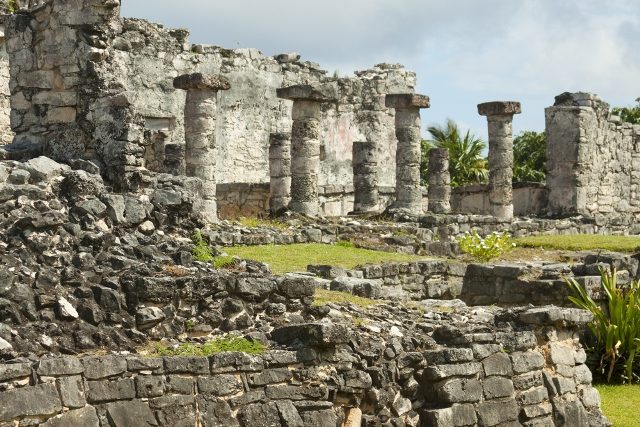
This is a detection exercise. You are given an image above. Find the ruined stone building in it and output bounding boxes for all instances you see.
[0,0,639,223]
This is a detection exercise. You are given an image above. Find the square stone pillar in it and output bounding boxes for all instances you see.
[478,101,521,220]
[352,140,379,213]
[174,73,231,223]
[427,147,451,213]
[277,85,336,216]
[269,132,292,214]
[385,94,430,215]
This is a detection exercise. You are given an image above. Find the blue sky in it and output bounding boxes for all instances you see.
[122,0,640,141]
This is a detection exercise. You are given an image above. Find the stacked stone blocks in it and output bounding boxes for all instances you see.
[386,93,430,215]
[174,73,231,223]
[478,101,521,220]
[352,140,379,213]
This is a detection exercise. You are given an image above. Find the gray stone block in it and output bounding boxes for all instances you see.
[483,352,513,376]
[247,368,293,386]
[197,375,243,396]
[510,351,546,374]
[483,376,515,399]
[164,356,210,374]
[0,362,32,381]
[433,378,483,403]
[41,406,99,427]
[0,383,62,422]
[198,397,240,427]
[57,375,86,408]
[38,357,83,376]
[136,375,165,398]
[477,397,519,426]
[83,355,127,379]
[87,378,136,403]
[106,400,158,427]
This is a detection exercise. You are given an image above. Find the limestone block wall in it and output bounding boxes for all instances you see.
[216,183,400,219]
[0,307,608,426]
[451,183,548,217]
[100,18,414,188]
[546,92,640,217]
[3,0,414,194]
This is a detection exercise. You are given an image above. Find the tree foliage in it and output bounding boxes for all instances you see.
[513,131,546,183]
[422,119,488,187]
[612,97,640,125]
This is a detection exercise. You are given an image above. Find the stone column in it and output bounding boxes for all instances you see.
[269,132,292,214]
[352,140,379,213]
[427,148,451,213]
[173,73,230,223]
[385,94,430,215]
[478,101,521,220]
[277,85,335,216]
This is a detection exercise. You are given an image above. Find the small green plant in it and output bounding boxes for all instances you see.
[192,230,215,263]
[7,0,17,13]
[150,336,266,357]
[336,239,355,248]
[565,267,640,383]
[457,230,515,262]
[212,255,236,269]
[184,319,198,331]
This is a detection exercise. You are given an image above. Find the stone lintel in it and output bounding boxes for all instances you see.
[276,84,336,102]
[385,94,430,109]
[477,101,521,117]
[173,73,231,91]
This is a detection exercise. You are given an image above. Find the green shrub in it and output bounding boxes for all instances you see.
[192,230,215,263]
[565,267,640,383]
[457,230,514,262]
[151,336,266,357]
[212,255,236,269]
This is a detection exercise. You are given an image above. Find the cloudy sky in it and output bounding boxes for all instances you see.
[122,0,640,140]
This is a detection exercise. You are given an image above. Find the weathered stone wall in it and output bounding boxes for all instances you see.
[4,1,414,195]
[0,19,12,145]
[451,183,548,217]
[0,306,608,426]
[546,92,640,217]
[216,183,402,219]
[114,17,414,187]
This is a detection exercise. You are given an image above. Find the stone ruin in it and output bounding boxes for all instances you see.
[0,0,632,426]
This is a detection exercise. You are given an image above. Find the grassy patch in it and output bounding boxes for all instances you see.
[514,235,640,253]
[313,289,379,308]
[224,243,426,275]
[235,216,288,230]
[596,384,640,426]
[149,336,265,357]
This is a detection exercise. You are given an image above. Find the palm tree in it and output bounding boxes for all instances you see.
[424,119,488,187]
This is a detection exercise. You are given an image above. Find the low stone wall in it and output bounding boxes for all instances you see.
[216,183,403,219]
[0,306,609,426]
[451,183,548,217]
[317,251,638,306]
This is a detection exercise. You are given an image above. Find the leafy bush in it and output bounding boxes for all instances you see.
[422,119,488,187]
[612,97,640,125]
[565,267,640,383]
[513,131,546,183]
[151,336,266,357]
[192,230,215,263]
[457,230,515,262]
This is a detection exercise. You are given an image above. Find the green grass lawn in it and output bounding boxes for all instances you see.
[596,384,640,426]
[514,235,640,253]
[224,243,427,274]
